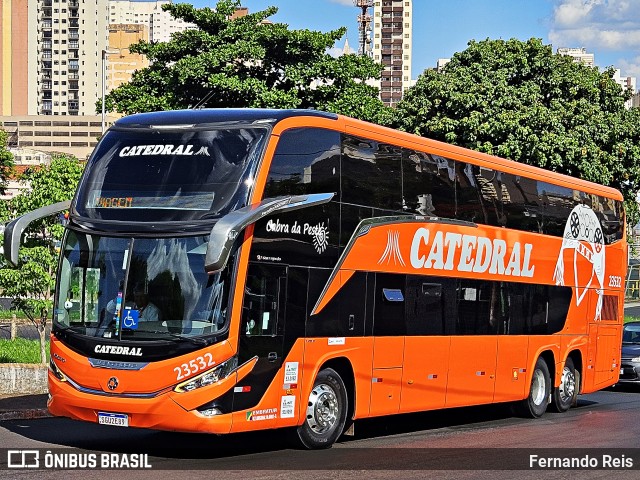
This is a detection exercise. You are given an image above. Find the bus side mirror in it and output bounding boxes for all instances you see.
[204,193,335,273]
[3,200,72,267]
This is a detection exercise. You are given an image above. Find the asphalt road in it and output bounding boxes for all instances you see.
[1,387,640,479]
[625,304,640,318]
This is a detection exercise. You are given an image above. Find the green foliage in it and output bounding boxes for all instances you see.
[102,0,390,123]
[391,38,640,225]
[0,338,50,364]
[0,130,16,195]
[0,154,84,326]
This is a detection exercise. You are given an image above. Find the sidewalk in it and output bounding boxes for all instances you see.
[0,393,50,422]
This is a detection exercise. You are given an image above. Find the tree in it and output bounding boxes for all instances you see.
[101,0,390,124]
[0,129,16,195]
[0,154,84,363]
[391,38,640,224]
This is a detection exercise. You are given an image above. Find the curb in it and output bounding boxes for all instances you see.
[0,408,51,422]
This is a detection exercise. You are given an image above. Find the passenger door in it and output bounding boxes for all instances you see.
[233,263,287,417]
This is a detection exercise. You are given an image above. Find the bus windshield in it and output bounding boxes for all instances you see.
[75,126,268,222]
[54,230,235,341]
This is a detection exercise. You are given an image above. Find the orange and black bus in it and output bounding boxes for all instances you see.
[4,109,626,448]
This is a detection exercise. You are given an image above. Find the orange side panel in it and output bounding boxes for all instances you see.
[372,336,404,369]
[593,324,620,388]
[369,367,402,416]
[493,336,528,403]
[445,336,497,408]
[400,336,450,412]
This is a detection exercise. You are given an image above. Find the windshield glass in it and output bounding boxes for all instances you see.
[55,230,235,341]
[623,324,640,344]
[75,126,268,222]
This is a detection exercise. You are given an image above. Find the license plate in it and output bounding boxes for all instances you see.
[98,412,129,427]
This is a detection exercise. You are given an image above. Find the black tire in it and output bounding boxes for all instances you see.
[517,357,551,418]
[295,368,348,449]
[550,357,577,413]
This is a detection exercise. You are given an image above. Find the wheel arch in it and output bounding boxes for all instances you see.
[566,349,583,395]
[537,349,556,387]
[318,357,355,422]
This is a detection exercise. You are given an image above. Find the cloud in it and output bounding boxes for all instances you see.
[549,0,640,50]
[617,56,640,80]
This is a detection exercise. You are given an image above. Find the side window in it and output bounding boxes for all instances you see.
[540,183,574,237]
[241,264,286,337]
[265,127,340,197]
[342,134,402,212]
[405,276,445,335]
[306,270,367,337]
[502,173,543,233]
[340,204,374,246]
[591,194,624,244]
[505,282,527,335]
[455,162,484,223]
[402,149,438,216]
[455,280,498,335]
[546,285,572,331]
[476,167,507,227]
[373,273,406,336]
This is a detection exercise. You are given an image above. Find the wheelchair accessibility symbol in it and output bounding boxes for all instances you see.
[122,307,139,329]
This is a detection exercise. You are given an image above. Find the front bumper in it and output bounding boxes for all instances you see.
[47,371,234,434]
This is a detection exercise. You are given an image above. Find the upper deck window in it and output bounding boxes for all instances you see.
[75,126,268,222]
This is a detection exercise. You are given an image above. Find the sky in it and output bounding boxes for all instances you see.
[183,0,640,82]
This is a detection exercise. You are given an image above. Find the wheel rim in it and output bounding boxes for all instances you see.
[531,369,546,406]
[306,383,339,435]
[558,366,576,403]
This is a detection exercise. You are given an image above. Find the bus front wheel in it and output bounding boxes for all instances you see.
[518,357,551,418]
[296,368,348,449]
[550,357,577,413]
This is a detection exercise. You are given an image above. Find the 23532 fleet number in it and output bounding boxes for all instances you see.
[174,353,215,381]
[608,276,622,288]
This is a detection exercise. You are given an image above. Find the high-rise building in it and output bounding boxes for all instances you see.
[109,0,196,43]
[1,0,109,117]
[612,69,637,109]
[371,0,412,107]
[557,47,595,67]
[107,23,149,92]
[0,1,31,116]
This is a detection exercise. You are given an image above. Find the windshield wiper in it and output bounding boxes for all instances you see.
[133,329,209,346]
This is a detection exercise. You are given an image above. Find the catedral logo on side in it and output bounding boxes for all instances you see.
[408,227,535,277]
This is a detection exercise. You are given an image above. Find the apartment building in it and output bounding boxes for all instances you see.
[108,0,196,43]
[557,47,595,67]
[107,23,149,92]
[0,0,109,117]
[371,0,412,107]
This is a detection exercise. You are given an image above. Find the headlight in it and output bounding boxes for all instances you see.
[174,356,238,393]
[49,358,67,382]
[631,356,640,362]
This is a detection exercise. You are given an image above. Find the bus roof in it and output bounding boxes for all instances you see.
[113,108,338,128]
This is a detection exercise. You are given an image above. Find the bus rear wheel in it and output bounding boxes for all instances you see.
[296,368,348,449]
[550,357,577,413]
[517,357,551,418]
